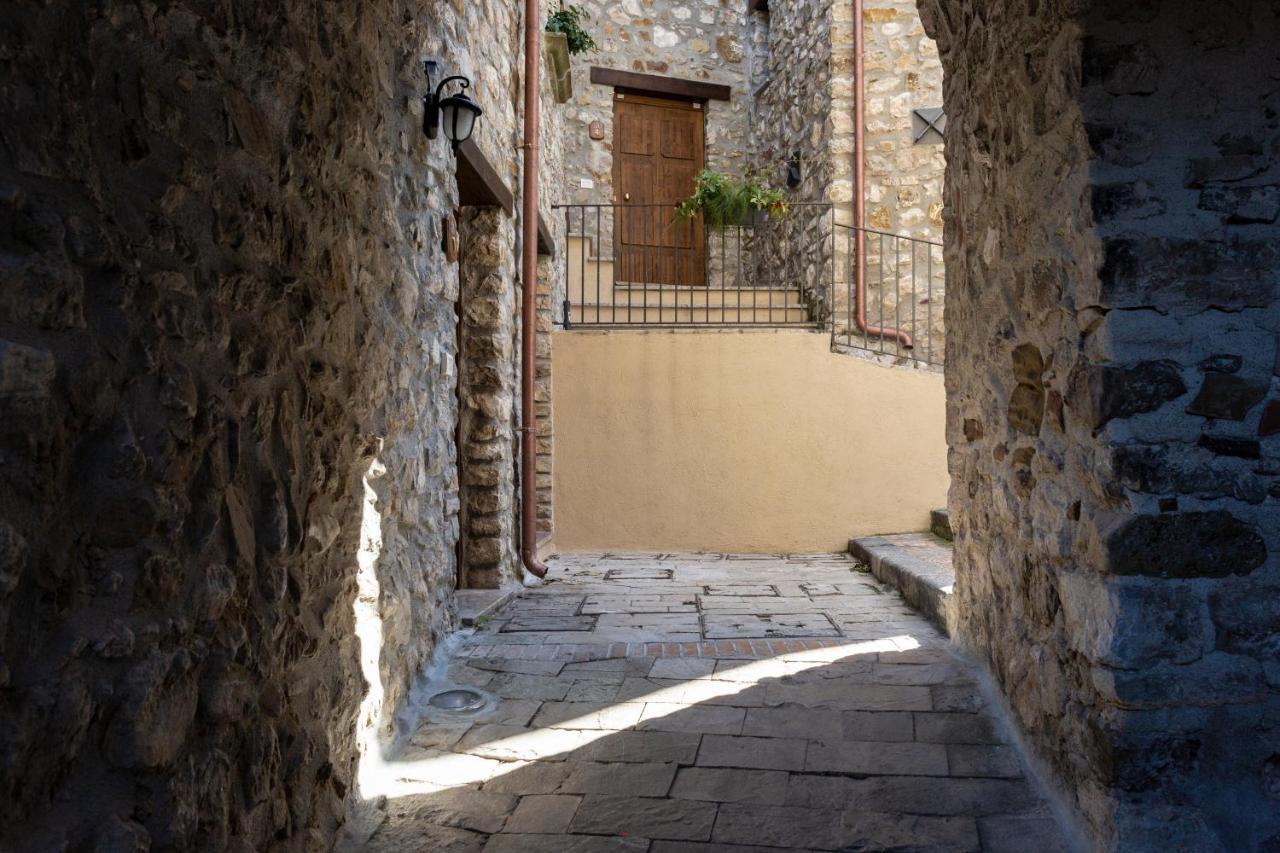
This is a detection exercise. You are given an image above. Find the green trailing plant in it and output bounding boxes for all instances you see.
[675,169,789,227]
[546,4,597,55]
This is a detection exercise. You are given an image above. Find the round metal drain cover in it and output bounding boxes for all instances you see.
[428,688,486,712]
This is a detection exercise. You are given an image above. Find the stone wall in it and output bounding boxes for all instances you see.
[534,253,557,539]
[446,0,522,594]
[458,208,520,589]
[560,1,753,209]
[924,0,1280,848]
[748,0,838,316]
[548,0,946,332]
[753,0,835,205]
[541,2,768,308]
[744,0,945,337]
[801,0,946,353]
[0,0,538,848]
[860,0,945,357]
[535,52,568,543]
[455,17,569,580]
[863,0,944,240]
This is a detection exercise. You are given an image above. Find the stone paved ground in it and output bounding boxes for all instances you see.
[359,553,1073,852]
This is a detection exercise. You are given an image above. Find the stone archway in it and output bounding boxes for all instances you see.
[920,1,1280,849]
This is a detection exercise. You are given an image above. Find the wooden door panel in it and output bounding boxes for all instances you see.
[618,154,654,201]
[616,111,656,155]
[662,162,698,249]
[614,93,705,286]
[618,157,654,248]
[661,118,696,160]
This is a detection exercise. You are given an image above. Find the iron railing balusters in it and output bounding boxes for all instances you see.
[894,233,901,357]
[596,204,601,325]
[578,206,586,326]
[642,202,649,325]
[927,244,934,365]
[721,224,732,324]
[741,224,751,325]
[910,238,917,358]
[562,207,571,327]
[553,202,858,332]
[878,232,885,355]
[827,222,942,367]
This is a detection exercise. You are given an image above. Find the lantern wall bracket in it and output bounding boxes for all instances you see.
[423,60,481,147]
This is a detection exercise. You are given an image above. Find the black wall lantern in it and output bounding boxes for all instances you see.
[786,151,802,189]
[423,60,483,148]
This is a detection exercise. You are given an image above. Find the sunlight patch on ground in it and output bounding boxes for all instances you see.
[361,635,921,800]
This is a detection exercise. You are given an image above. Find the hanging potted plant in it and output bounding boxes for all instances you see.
[546,4,598,55]
[675,169,789,228]
[544,5,596,103]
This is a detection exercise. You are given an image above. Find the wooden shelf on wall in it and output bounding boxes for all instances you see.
[456,138,514,214]
[537,214,554,258]
[455,138,553,256]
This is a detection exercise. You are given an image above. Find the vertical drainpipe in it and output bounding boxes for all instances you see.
[854,0,914,350]
[520,0,548,579]
[455,289,467,588]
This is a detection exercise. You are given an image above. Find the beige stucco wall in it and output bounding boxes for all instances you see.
[552,329,946,552]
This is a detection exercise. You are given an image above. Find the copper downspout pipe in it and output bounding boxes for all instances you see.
[853,0,914,350]
[519,0,548,578]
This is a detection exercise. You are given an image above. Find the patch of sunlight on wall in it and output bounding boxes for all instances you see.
[353,450,390,799]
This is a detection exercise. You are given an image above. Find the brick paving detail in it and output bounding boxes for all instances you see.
[357,553,1073,852]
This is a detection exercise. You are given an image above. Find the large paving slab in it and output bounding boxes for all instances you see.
[358,552,1075,852]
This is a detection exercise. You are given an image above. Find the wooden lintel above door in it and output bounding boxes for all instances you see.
[537,214,555,258]
[456,138,553,257]
[456,138,514,214]
[589,66,731,102]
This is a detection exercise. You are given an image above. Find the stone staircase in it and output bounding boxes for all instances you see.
[849,508,955,636]
[565,234,811,326]
[930,507,953,540]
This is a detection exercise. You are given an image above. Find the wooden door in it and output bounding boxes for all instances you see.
[613,92,706,287]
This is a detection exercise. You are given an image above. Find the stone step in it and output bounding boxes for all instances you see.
[848,532,955,636]
[568,270,804,308]
[930,508,953,541]
[455,587,519,627]
[566,233,602,257]
[566,256,615,294]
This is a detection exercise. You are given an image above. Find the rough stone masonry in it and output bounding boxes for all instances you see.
[0,0,557,849]
[922,0,1280,849]
[3,0,1279,851]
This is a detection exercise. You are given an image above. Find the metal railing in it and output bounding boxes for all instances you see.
[832,224,944,368]
[556,202,834,328]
